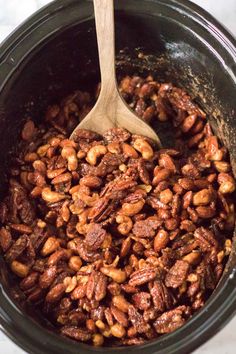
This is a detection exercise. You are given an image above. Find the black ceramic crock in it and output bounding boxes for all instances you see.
[0,0,236,353]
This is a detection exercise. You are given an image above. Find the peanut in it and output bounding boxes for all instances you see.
[154,229,169,252]
[41,237,60,256]
[193,189,212,206]
[110,323,126,338]
[68,256,82,271]
[11,261,29,278]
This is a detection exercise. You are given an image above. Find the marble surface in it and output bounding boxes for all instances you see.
[0,0,236,353]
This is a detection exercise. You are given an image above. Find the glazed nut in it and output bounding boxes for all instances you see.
[152,167,171,186]
[217,173,236,194]
[219,181,235,194]
[11,261,29,278]
[37,219,46,228]
[182,251,201,265]
[80,176,102,188]
[95,320,106,330]
[110,323,126,338]
[107,142,121,154]
[60,201,70,222]
[86,145,107,165]
[213,161,230,173]
[120,237,132,258]
[41,237,60,256]
[122,143,139,158]
[68,256,82,271]
[121,200,145,216]
[154,229,169,252]
[86,319,96,333]
[100,267,126,283]
[45,283,66,303]
[42,187,66,203]
[37,144,50,157]
[33,160,46,174]
[224,239,232,255]
[102,233,112,249]
[138,184,152,193]
[116,215,133,235]
[61,146,78,171]
[24,152,38,162]
[193,189,212,206]
[77,150,86,159]
[47,168,66,179]
[159,189,173,204]
[112,295,130,313]
[92,333,104,346]
[119,164,127,172]
[217,250,225,263]
[133,138,154,160]
[64,276,77,293]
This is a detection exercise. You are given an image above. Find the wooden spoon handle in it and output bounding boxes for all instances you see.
[93,0,117,97]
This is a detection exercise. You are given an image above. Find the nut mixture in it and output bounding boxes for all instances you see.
[0,75,235,346]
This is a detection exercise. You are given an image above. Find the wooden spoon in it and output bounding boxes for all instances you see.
[71,0,161,147]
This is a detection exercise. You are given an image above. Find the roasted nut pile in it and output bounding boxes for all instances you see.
[0,75,235,346]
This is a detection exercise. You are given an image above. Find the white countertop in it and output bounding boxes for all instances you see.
[0,0,236,353]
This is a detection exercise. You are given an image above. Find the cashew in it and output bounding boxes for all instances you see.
[121,199,145,216]
[100,267,127,283]
[42,187,66,203]
[116,215,133,235]
[86,145,107,165]
[79,193,99,207]
[61,146,78,171]
[133,138,154,160]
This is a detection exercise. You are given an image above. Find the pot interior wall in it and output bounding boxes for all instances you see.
[0,0,236,337]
